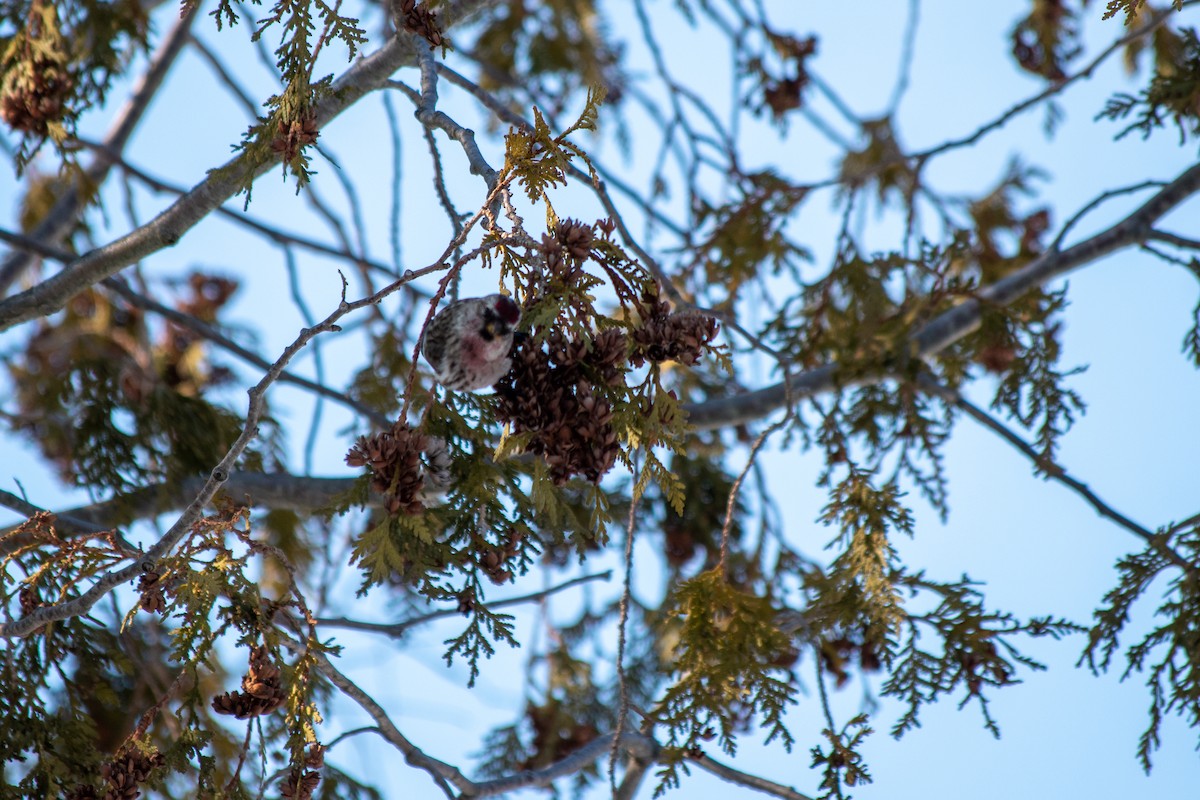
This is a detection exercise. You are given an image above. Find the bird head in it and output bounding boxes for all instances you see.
[481,294,521,340]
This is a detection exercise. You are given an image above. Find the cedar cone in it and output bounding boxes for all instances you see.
[137,570,166,615]
[630,296,719,367]
[66,747,165,800]
[280,768,321,800]
[212,645,286,719]
[345,421,429,515]
[271,112,319,163]
[495,334,621,485]
[555,218,595,259]
[398,0,444,47]
[1,57,73,134]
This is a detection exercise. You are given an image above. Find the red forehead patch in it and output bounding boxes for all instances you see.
[493,295,521,325]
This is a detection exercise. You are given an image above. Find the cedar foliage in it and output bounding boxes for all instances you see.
[1,1,1199,799]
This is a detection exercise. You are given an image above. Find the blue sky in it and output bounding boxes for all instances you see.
[2,1,1199,797]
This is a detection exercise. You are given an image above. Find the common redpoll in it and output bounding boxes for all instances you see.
[421,293,522,391]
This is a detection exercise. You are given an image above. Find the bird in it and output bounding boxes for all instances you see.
[420,293,522,391]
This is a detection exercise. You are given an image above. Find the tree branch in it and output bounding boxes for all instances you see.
[300,629,661,799]
[684,161,1200,430]
[307,648,471,798]
[0,473,360,552]
[1149,229,1200,252]
[411,42,499,192]
[316,570,613,637]
[919,376,1197,576]
[689,751,816,800]
[0,5,198,295]
[0,31,415,332]
[462,732,659,798]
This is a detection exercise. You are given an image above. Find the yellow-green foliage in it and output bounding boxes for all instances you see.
[653,569,796,795]
[1,0,149,168]
[1099,26,1200,141]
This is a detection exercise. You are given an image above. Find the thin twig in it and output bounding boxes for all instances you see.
[0,7,198,295]
[689,751,817,800]
[610,471,640,791]
[316,570,613,637]
[325,725,382,749]
[464,731,658,797]
[887,0,921,117]
[919,376,1196,576]
[1149,229,1200,251]
[306,648,468,798]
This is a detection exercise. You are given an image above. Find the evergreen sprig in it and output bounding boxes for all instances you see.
[884,572,1083,739]
[0,0,150,169]
[1081,522,1200,770]
[809,714,873,800]
[653,569,796,796]
[1098,26,1200,141]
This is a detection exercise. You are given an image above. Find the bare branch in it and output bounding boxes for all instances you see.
[689,751,817,800]
[301,632,660,799]
[308,648,470,798]
[0,6,198,295]
[316,570,613,637]
[463,732,659,798]
[919,376,1197,576]
[411,43,499,191]
[1149,229,1200,251]
[0,32,416,332]
[0,474,359,550]
[886,0,921,117]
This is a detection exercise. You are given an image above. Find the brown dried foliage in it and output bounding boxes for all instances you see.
[211,645,286,719]
[496,330,625,485]
[345,420,429,515]
[398,0,444,48]
[630,296,720,368]
[66,746,165,800]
